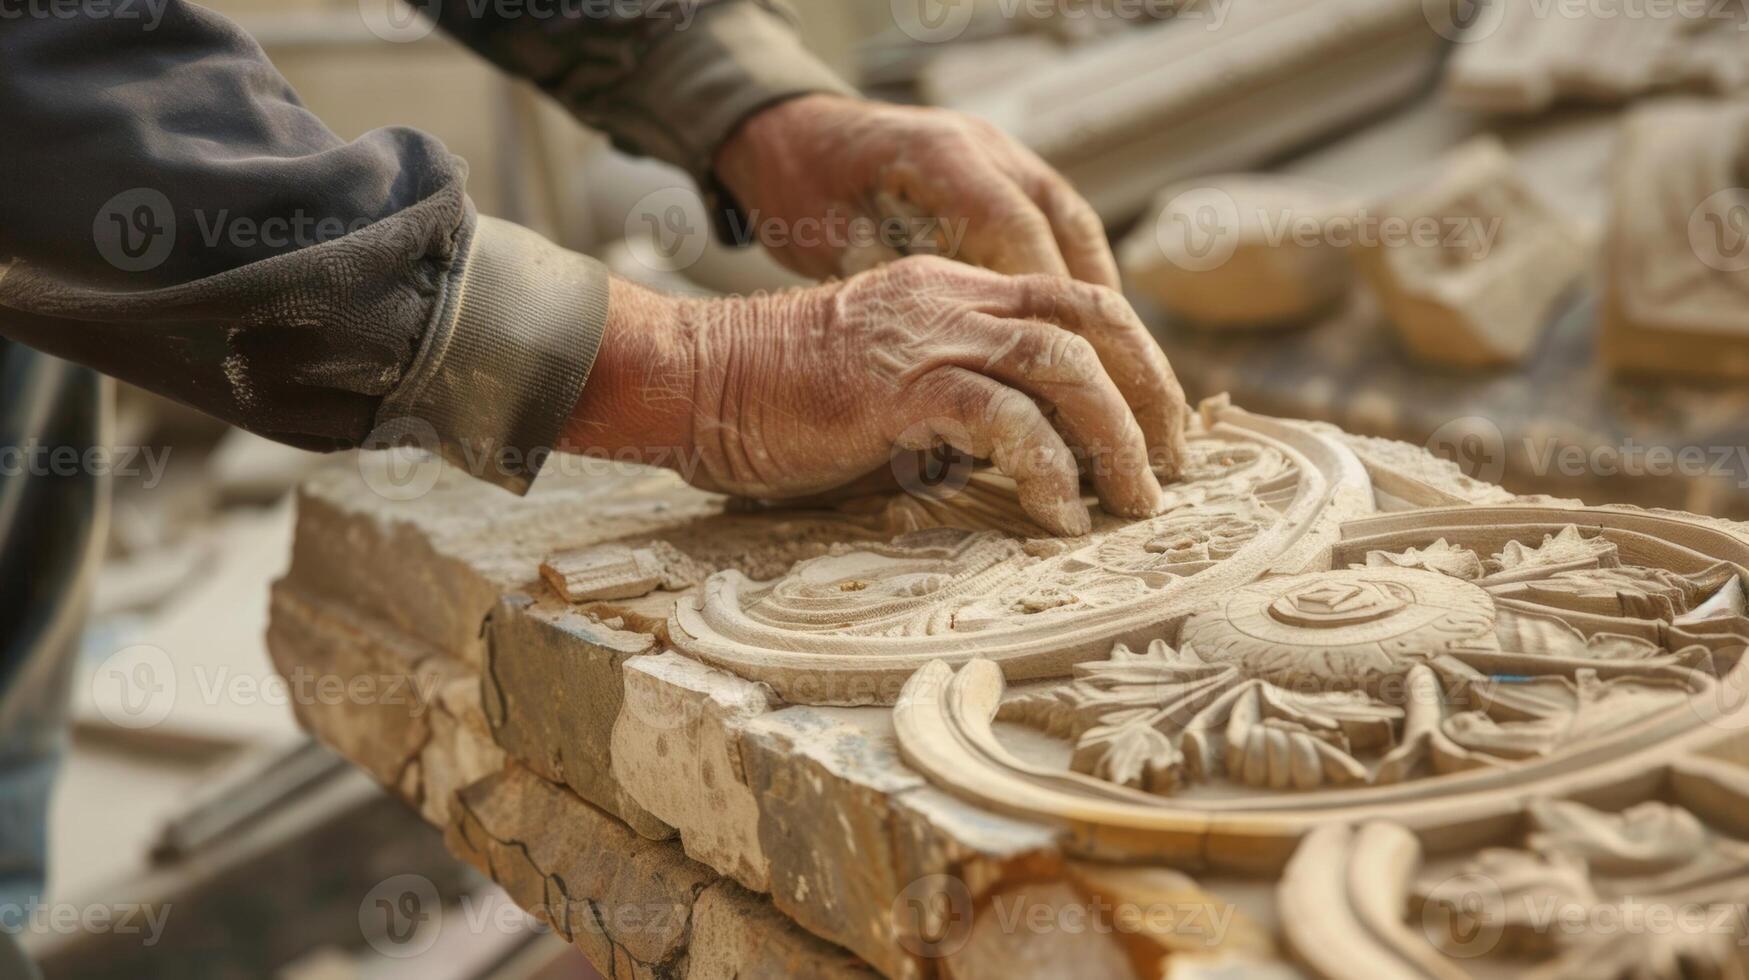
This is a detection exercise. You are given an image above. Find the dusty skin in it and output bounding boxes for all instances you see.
[564,257,1190,536]
[714,94,1122,286]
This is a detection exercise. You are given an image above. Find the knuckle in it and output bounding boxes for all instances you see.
[1054,192,1107,239]
[983,387,1041,433]
[882,253,953,288]
[1054,333,1102,377]
[1085,283,1148,337]
[1000,206,1055,239]
[1017,273,1073,313]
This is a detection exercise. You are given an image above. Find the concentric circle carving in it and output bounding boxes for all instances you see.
[1180,568,1497,691]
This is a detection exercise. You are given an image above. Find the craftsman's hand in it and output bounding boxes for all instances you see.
[714,95,1120,287]
[563,257,1188,536]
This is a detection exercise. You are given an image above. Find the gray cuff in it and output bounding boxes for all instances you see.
[583,0,857,182]
[377,214,609,495]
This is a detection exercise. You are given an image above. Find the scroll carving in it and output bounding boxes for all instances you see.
[669,403,1374,704]
[1281,760,1749,979]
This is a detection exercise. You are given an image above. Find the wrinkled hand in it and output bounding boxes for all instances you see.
[715,94,1120,287]
[564,257,1188,536]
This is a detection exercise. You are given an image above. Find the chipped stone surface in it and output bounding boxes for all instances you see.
[271,419,1744,978]
[289,463,720,666]
[420,672,506,827]
[686,881,880,980]
[737,706,926,980]
[612,652,776,892]
[945,880,1135,980]
[484,594,669,839]
[542,541,709,603]
[266,583,462,820]
[447,764,709,975]
[269,467,883,977]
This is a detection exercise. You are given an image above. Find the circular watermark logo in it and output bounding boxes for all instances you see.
[1690,664,1749,733]
[891,0,978,42]
[624,187,709,273]
[358,417,446,502]
[92,644,176,730]
[359,874,441,958]
[1420,870,1505,959]
[1424,0,1505,42]
[94,188,175,274]
[1689,188,1749,274]
[1425,416,1506,486]
[1154,185,1241,273]
[891,419,976,504]
[360,0,440,43]
[893,873,974,959]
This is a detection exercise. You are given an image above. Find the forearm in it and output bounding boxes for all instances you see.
[562,277,697,465]
[0,8,607,493]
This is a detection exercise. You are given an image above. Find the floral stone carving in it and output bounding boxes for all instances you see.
[272,393,1749,979]
[894,502,1749,869]
[1281,758,1749,979]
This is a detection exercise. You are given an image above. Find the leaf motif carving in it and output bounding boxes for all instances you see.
[1358,538,1485,579]
[1073,723,1179,792]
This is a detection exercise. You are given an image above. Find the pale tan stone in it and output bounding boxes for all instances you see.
[611,652,777,892]
[686,881,878,980]
[287,462,718,666]
[483,594,670,839]
[265,583,459,817]
[736,704,928,980]
[447,765,708,974]
[940,0,1446,221]
[946,880,1137,980]
[1443,4,1749,114]
[1355,137,1588,368]
[541,541,708,603]
[271,404,1749,978]
[1602,99,1749,381]
[1122,175,1358,328]
[668,402,1376,705]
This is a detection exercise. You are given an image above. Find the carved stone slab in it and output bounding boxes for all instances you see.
[941,0,1446,220]
[540,541,705,602]
[268,399,1749,979]
[1444,3,1749,113]
[1355,136,1589,368]
[1120,176,1359,329]
[1602,98,1749,381]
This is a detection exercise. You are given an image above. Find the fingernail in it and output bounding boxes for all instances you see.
[1045,499,1092,537]
[1141,479,1167,516]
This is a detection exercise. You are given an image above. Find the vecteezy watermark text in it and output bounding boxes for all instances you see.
[359,874,686,959]
[1525,438,1749,488]
[1428,0,1749,42]
[94,188,378,274]
[890,0,1234,43]
[93,645,447,731]
[362,0,701,43]
[0,0,168,29]
[0,442,170,487]
[622,186,971,272]
[0,899,171,947]
[1155,188,1503,273]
